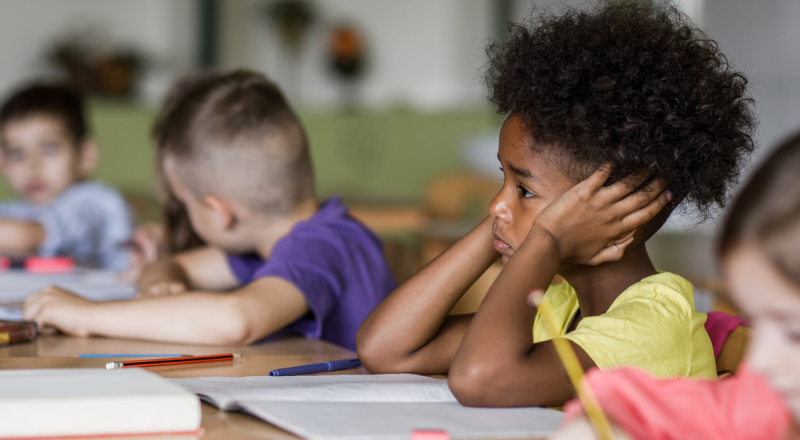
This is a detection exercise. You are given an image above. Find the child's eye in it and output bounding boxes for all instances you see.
[517,185,536,198]
[41,142,61,155]
[3,148,24,162]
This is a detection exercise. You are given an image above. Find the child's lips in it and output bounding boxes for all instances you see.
[493,237,511,254]
[25,182,45,195]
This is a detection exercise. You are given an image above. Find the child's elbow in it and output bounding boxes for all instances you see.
[448,360,506,407]
[356,335,395,373]
[209,301,253,345]
[212,319,251,345]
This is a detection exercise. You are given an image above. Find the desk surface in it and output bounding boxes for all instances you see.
[0,335,546,440]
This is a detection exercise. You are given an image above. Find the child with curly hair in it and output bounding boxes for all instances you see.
[357,3,755,407]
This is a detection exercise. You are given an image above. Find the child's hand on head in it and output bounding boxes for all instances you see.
[136,281,186,299]
[22,286,96,337]
[530,164,671,265]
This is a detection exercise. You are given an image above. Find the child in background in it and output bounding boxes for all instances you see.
[357,3,754,407]
[23,70,396,349]
[0,84,132,270]
[554,131,800,440]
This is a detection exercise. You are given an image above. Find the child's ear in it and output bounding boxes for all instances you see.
[78,138,99,177]
[203,195,238,230]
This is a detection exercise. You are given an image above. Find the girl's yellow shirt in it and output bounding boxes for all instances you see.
[533,272,717,379]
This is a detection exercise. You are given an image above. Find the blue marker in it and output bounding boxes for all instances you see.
[269,358,361,376]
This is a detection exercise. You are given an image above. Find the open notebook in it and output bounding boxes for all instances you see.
[0,368,201,438]
[0,270,136,321]
[0,270,136,303]
[171,373,564,440]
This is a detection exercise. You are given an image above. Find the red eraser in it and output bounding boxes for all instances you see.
[410,430,450,440]
[25,257,75,273]
[0,257,9,270]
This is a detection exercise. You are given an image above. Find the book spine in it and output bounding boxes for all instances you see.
[0,322,37,347]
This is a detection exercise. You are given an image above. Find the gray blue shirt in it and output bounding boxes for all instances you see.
[0,181,133,270]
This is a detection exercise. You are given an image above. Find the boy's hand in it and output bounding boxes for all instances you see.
[136,281,187,299]
[531,164,671,265]
[118,224,166,282]
[23,287,95,337]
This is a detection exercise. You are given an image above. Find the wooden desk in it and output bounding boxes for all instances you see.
[0,335,547,440]
[0,335,359,440]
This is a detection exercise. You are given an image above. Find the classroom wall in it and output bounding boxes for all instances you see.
[218,0,496,110]
[0,0,197,103]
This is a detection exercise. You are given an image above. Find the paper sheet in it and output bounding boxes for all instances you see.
[0,270,135,303]
[238,401,564,440]
[0,305,23,321]
[171,374,564,440]
[171,374,456,408]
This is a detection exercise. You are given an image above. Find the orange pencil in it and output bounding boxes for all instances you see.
[105,353,242,369]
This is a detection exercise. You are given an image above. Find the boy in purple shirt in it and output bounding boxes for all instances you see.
[23,71,396,349]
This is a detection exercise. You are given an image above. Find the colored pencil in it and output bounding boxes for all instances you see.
[529,289,616,440]
[106,353,241,369]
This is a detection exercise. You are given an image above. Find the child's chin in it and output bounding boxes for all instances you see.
[501,255,510,265]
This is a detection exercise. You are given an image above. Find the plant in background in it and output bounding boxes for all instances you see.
[47,27,144,98]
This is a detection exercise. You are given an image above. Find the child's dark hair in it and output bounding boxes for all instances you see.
[485,3,755,227]
[154,69,314,216]
[719,131,800,285]
[0,84,87,144]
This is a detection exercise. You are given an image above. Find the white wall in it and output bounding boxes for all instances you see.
[0,0,197,104]
[219,0,495,110]
[703,0,800,157]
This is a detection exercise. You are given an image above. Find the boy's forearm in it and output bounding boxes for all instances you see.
[137,259,191,291]
[357,216,499,373]
[81,292,250,344]
[0,219,45,255]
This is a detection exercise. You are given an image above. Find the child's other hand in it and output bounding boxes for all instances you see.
[136,281,186,299]
[23,286,95,337]
[531,164,671,265]
[119,224,165,282]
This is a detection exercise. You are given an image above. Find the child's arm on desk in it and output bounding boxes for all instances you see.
[22,276,309,344]
[137,246,240,298]
[0,219,44,255]
[357,216,500,375]
[448,169,670,407]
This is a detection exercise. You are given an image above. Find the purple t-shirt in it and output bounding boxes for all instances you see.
[227,197,396,350]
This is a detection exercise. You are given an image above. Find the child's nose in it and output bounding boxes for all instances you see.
[489,187,512,222]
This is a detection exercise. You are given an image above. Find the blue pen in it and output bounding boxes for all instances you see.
[75,354,188,358]
[269,358,361,376]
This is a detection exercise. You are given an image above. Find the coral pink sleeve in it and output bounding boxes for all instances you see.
[563,363,791,440]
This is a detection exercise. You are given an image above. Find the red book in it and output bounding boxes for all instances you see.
[0,320,37,347]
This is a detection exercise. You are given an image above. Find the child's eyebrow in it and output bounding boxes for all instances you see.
[508,163,541,184]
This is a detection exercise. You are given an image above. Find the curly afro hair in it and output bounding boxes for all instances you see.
[485,3,756,221]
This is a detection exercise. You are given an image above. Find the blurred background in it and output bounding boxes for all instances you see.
[0,0,798,312]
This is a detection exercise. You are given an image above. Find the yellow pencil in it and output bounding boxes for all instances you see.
[529,289,616,440]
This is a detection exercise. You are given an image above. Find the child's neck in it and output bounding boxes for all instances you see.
[559,245,657,318]
[252,199,318,259]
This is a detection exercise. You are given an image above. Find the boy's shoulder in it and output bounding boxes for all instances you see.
[54,181,128,209]
[282,197,381,246]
